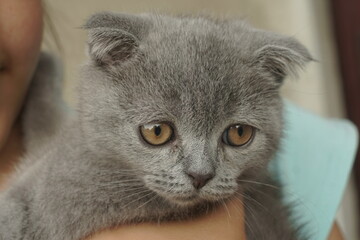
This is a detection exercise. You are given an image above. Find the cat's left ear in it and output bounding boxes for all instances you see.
[252,37,313,85]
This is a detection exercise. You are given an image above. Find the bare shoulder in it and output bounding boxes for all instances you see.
[328,222,344,240]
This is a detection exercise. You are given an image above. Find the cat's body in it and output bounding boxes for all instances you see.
[0,13,311,240]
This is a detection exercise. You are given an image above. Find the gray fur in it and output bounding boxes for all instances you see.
[0,12,311,240]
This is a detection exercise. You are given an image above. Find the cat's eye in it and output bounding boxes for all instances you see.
[222,124,254,146]
[140,123,174,146]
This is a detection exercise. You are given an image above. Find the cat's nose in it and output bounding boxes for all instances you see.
[186,171,214,189]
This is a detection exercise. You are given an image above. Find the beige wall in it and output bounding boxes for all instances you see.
[43,0,357,238]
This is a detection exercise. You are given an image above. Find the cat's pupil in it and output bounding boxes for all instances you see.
[237,126,244,136]
[154,126,162,136]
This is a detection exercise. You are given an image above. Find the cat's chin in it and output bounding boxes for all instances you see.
[162,192,234,208]
[167,195,203,207]
[151,191,208,208]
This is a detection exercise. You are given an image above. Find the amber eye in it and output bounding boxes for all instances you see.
[140,123,174,146]
[222,124,254,146]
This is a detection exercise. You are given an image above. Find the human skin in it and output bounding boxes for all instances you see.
[86,198,247,240]
[0,0,344,239]
[0,0,43,151]
[0,0,43,188]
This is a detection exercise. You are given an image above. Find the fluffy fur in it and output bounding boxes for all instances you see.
[0,12,311,240]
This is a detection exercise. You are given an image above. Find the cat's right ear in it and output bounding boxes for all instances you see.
[85,28,138,66]
[83,12,148,67]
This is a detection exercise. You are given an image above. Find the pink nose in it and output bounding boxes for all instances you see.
[186,171,214,189]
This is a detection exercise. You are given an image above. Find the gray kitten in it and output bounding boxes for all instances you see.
[0,12,311,240]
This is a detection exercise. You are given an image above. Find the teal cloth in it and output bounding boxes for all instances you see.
[271,101,358,240]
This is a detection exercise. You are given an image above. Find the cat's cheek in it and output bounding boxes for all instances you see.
[218,134,272,181]
[220,147,250,171]
[142,174,194,204]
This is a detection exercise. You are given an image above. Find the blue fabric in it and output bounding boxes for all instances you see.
[270,101,358,240]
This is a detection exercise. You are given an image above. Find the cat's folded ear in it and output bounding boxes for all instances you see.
[83,12,148,67]
[251,37,313,85]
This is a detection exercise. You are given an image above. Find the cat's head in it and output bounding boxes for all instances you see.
[78,12,311,206]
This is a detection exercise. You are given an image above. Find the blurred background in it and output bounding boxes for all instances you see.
[42,0,359,239]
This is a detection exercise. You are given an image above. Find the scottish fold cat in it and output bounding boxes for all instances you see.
[0,12,311,240]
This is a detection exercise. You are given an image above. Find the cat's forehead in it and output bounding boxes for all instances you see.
[143,16,249,67]
[137,17,269,95]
